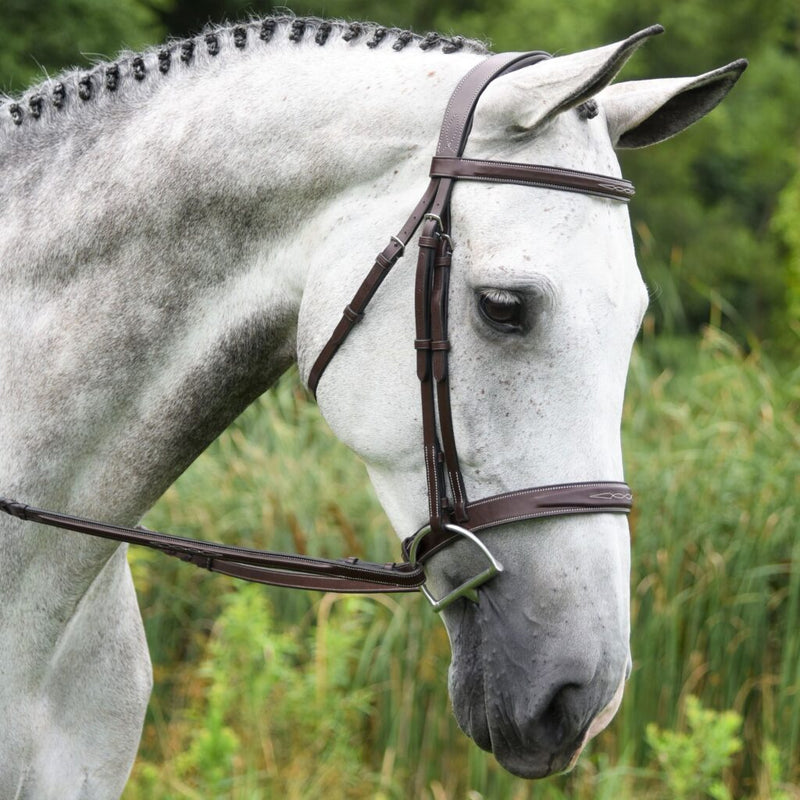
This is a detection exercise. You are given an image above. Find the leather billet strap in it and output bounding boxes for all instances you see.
[307,179,439,396]
[0,498,425,593]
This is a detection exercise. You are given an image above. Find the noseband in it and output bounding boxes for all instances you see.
[0,50,633,611]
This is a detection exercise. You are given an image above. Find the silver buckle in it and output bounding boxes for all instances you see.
[422,214,454,252]
[423,212,444,231]
[406,523,504,612]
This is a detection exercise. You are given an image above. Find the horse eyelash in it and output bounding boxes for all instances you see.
[480,289,523,306]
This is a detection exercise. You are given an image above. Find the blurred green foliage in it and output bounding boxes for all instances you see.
[0,0,171,90]
[121,345,800,797]
[646,696,743,800]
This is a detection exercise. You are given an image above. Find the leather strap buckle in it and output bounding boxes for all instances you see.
[406,523,503,612]
[342,304,364,323]
[423,212,444,231]
[389,235,405,255]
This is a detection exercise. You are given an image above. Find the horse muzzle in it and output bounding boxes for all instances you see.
[442,569,630,778]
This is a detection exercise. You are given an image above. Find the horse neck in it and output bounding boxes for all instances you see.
[0,28,485,524]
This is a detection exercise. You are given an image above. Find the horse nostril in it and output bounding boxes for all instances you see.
[537,683,585,750]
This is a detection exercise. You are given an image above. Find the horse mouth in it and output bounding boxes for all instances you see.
[451,675,625,779]
[451,677,592,779]
[446,602,629,779]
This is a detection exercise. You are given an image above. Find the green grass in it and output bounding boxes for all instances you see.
[124,328,800,799]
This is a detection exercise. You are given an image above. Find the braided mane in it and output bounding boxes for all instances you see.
[1,15,490,131]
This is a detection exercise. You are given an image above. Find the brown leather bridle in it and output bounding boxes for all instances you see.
[0,50,633,611]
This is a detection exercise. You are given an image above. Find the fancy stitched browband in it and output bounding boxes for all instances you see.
[1,49,633,611]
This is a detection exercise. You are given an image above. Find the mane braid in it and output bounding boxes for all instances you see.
[205,33,220,56]
[367,27,387,49]
[132,57,146,81]
[342,22,363,42]
[78,75,92,101]
[1,15,490,131]
[315,22,332,45]
[28,95,43,118]
[52,83,66,108]
[233,26,247,49]
[105,64,120,90]
[260,19,277,42]
[289,19,306,42]
[158,50,171,73]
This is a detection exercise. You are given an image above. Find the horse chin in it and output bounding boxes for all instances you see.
[444,597,629,779]
[450,666,627,779]
[448,678,582,778]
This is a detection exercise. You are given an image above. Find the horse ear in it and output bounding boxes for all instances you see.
[470,25,664,140]
[600,60,748,148]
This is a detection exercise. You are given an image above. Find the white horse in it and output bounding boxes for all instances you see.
[0,16,744,797]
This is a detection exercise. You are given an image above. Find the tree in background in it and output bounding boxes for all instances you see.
[0,0,171,91]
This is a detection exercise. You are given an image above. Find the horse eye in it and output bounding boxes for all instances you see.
[478,290,525,333]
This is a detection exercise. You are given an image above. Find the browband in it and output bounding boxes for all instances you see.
[429,157,635,201]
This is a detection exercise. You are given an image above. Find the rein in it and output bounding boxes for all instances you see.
[0,50,634,610]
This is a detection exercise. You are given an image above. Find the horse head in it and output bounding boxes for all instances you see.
[301,28,745,777]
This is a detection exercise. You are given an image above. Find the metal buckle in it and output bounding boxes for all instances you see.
[389,234,405,255]
[422,214,454,252]
[423,212,444,231]
[406,523,504,612]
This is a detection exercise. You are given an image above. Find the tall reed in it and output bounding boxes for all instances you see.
[125,328,799,798]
